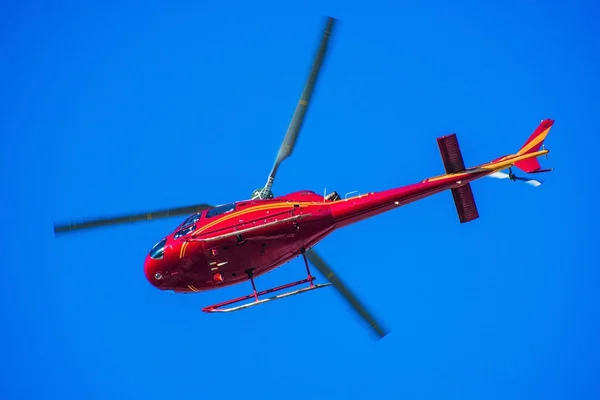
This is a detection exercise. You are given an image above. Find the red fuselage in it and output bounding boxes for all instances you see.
[143,170,487,293]
[142,118,554,293]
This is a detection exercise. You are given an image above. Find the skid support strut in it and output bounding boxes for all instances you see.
[301,249,315,288]
[247,270,259,302]
[201,250,331,313]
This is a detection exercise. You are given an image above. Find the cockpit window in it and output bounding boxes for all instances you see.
[149,238,167,260]
[205,203,236,219]
[182,213,202,226]
[174,224,195,239]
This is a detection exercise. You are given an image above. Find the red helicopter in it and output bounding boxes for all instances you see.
[53,17,555,339]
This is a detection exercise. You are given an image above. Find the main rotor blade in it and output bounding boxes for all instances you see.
[53,203,214,235]
[305,249,388,339]
[260,17,336,197]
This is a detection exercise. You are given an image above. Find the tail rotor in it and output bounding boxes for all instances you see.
[488,167,550,187]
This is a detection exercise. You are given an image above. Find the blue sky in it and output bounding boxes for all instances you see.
[2,1,599,399]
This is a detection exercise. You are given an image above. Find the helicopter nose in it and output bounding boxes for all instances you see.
[144,257,165,287]
[145,237,169,287]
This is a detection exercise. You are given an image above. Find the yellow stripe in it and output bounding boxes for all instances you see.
[485,149,548,171]
[425,172,469,182]
[178,195,371,258]
[189,194,369,238]
[190,201,332,236]
[179,241,189,258]
[177,202,324,259]
[187,285,200,292]
[517,127,551,155]
[422,149,548,183]
[190,203,298,236]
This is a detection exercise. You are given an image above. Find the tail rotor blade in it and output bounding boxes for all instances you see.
[488,171,543,187]
[305,249,388,339]
[488,172,510,180]
[514,176,543,186]
[524,179,543,187]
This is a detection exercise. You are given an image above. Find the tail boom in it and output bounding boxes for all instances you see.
[479,149,549,174]
[329,119,553,228]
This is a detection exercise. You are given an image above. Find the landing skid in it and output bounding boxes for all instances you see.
[202,280,332,312]
[202,251,330,313]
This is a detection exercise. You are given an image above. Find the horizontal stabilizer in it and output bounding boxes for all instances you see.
[437,133,466,173]
[451,183,479,223]
[437,133,479,223]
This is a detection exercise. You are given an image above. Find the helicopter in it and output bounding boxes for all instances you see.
[53,16,555,340]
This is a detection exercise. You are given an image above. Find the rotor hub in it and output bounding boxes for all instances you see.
[251,188,274,200]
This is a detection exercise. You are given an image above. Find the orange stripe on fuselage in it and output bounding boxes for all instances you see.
[422,149,548,183]
[179,241,190,258]
[424,172,469,183]
[478,149,548,172]
[187,285,200,292]
[181,206,282,258]
[190,203,303,236]
[177,196,370,258]
[179,203,298,258]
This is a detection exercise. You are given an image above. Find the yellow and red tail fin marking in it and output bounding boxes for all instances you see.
[513,119,554,173]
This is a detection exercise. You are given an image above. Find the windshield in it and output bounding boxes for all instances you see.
[149,238,167,259]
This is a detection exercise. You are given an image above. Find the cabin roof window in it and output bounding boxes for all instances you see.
[149,238,167,260]
[205,203,236,219]
[174,224,196,239]
[182,212,202,226]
